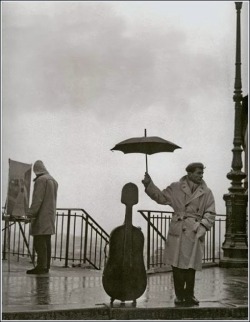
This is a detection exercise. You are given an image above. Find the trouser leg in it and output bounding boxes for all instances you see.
[33,235,48,270]
[184,268,196,298]
[172,266,185,299]
[45,235,51,270]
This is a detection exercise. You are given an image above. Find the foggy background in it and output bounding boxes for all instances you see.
[1,1,248,234]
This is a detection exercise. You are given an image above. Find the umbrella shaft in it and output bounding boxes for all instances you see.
[145,129,148,173]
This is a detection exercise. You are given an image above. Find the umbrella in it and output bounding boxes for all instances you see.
[111,129,181,172]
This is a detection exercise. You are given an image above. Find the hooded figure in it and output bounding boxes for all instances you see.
[26,160,58,275]
[142,162,216,306]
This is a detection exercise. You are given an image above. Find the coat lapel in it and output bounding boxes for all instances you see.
[187,186,205,204]
[180,176,206,206]
[181,181,192,196]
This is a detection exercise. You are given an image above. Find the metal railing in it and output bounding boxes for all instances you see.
[2,208,110,270]
[138,210,226,270]
[2,207,228,271]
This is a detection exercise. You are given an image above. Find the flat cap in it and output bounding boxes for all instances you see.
[185,162,205,172]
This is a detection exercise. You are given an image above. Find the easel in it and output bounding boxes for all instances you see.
[2,213,35,271]
[4,159,35,271]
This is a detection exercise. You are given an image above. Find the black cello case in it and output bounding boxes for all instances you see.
[102,182,147,306]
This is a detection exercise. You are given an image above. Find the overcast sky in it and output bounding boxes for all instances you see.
[1,1,249,233]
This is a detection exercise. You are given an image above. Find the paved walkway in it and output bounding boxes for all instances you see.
[1,257,248,320]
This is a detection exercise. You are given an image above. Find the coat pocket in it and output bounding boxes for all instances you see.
[168,218,182,237]
[182,218,197,242]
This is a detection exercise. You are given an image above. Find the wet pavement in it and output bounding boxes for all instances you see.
[1,257,249,320]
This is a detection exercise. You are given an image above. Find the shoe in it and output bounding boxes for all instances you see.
[26,267,48,275]
[174,296,184,306]
[185,295,199,305]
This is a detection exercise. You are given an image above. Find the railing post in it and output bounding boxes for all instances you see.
[219,218,222,261]
[64,209,71,268]
[2,220,7,260]
[147,211,151,270]
[84,214,89,263]
[212,223,216,262]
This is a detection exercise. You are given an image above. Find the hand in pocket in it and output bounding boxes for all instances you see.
[196,225,206,239]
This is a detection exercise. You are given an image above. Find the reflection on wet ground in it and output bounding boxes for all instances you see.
[3,274,107,310]
[2,258,248,314]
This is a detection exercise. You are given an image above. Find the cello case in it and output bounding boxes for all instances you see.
[102,182,147,306]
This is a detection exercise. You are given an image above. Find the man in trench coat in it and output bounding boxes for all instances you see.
[142,162,216,306]
[26,160,58,274]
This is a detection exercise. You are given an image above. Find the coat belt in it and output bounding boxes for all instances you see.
[174,212,201,221]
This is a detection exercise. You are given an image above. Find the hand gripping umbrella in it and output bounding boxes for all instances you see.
[111,129,181,172]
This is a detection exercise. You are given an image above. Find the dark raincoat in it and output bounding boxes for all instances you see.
[29,167,58,236]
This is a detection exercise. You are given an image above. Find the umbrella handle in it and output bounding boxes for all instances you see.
[144,129,148,173]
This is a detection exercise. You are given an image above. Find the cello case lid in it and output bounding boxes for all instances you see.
[121,182,138,207]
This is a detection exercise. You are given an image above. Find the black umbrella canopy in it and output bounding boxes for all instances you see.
[111,131,181,172]
[111,136,181,155]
